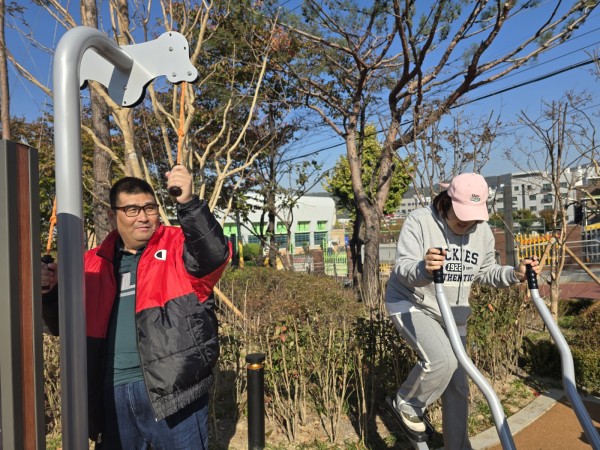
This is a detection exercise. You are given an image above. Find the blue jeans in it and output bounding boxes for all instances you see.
[98,380,209,450]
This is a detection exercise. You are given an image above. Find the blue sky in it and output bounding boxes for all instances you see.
[6,1,600,179]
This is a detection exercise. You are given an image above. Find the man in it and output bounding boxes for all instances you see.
[41,165,231,449]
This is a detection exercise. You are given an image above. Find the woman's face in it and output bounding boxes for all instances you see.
[446,206,477,235]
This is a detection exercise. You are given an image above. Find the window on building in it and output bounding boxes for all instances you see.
[560,182,567,188]
[275,234,287,247]
[297,221,310,232]
[248,235,261,244]
[530,206,537,212]
[529,195,536,201]
[294,232,310,248]
[314,231,327,246]
[542,183,551,192]
[514,186,519,191]
[222,223,237,237]
[527,185,532,190]
[512,197,518,203]
[544,205,552,210]
[276,223,287,234]
[316,221,328,231]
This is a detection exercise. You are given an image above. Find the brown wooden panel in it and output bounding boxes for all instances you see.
[15,143,36,450]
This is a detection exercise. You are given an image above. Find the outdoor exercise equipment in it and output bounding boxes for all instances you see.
[53,26,197,449]
[167,82,187,197]
[434,261,517,450]
[388,255,600,450]
[525,263,600,450]
[387,251,516,450]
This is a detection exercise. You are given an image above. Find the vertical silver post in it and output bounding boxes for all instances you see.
[53,26,133,450]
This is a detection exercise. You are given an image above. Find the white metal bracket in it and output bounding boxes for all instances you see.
[79,31,198,107]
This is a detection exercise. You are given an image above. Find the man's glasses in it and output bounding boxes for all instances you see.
[113,204,159,217]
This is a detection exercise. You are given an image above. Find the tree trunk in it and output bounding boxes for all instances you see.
[361,205,382,310]
[81,0,112,244]
[349,212,364,291]
[0,0,10,140]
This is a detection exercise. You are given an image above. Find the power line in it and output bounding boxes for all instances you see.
[282,56,599,164]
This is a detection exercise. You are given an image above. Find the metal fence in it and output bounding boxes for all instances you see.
[323,252,349,277]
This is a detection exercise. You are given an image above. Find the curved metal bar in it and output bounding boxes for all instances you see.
[433,269,516,450]
[526,265,600,450]
[53,26,133,450]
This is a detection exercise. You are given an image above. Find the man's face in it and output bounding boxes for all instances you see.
[109,192,160,251]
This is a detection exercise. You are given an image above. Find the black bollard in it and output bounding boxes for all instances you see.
[246,353,265,450]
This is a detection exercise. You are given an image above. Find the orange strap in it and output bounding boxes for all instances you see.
[176,81,187,165]
[46,198,57,254]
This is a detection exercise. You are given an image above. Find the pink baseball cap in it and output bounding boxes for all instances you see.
[447,173,489,221]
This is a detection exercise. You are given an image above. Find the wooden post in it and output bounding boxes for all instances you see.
[0,140,45,449]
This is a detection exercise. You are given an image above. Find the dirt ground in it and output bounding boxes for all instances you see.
[213,378,538,450]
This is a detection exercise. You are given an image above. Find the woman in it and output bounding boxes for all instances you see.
[385,172,539,449]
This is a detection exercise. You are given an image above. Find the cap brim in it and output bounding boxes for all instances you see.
[452,201,489,222]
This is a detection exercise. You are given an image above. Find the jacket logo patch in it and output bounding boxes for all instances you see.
[154,249,167,260]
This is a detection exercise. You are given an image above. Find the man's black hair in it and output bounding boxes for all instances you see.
[110,177,156,208]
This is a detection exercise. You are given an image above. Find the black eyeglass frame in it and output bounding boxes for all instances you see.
[112,203,160,217]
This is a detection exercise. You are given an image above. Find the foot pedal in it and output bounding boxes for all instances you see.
[385,396,433,443]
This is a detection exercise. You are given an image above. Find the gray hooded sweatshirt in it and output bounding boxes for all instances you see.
[385,205,520,328]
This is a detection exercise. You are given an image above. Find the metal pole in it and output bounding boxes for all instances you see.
[433,267,516,450]
[53,26,133,450]
[525,265,600,450]
[246,353,265,450]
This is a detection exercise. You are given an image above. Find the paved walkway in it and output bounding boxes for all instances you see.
[471,278,600,449]
[471,390,600,450]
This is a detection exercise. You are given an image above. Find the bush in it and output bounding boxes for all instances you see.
[467,284,534,381]
[519,300,600,395]
[242,242,262,262]
[572,347,600,394]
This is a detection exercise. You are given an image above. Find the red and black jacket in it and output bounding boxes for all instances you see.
[43,196,231,441]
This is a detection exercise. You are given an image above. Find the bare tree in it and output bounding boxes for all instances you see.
[280,0,597,308]
[407,110,501,203]
[0,0,10,139]
[81,0,112,244]
[505,92,598,320]
[8,1,279,231]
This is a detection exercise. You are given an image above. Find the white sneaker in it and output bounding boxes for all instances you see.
[393,398,426,433]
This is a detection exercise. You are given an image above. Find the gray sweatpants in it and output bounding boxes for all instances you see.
[390,308,472,450]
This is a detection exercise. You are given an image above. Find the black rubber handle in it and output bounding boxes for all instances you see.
[41,254,54,264]
[41,254,54,289]
[168,186,182,197]
[168,164,183,197]
[433,247,444,284]
[525,263,538,290]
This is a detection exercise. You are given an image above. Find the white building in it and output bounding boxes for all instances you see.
[397,165,600,226]
[219,194,337,252]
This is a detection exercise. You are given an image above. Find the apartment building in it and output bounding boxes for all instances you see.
[397,165,600,226]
